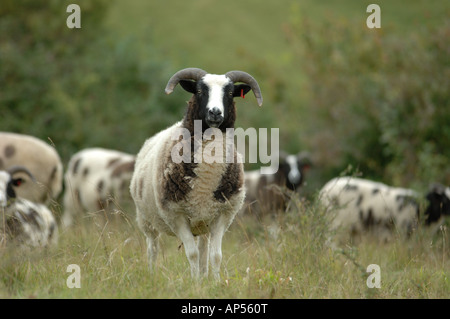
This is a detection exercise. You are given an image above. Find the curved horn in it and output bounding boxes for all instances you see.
[165,68,208,95]
[225,70,263,106]
[7,166,36,183]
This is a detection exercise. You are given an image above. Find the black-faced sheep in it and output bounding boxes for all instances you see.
[0,132,63,205]
[0,166,58,248]
[319,176,422,242]
[62,147,135,227]
[424,183,450,227]
[130,68,263,279]
[243,151,312,216]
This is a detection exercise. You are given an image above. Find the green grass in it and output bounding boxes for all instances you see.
[1,198,448,299]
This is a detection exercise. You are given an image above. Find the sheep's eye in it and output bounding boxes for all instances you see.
[229,91,233,96]
[197,90,202,94]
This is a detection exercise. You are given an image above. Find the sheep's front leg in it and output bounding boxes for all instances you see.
[172,216,199,279]
[198,234,210,277]
[209,214,231,281]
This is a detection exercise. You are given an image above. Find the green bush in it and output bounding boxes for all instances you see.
[0,0,184,163]
[285,16,450,189]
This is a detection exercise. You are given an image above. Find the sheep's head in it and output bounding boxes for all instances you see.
[0,166,35,207]
[425,183,450,225]
[165,68,263,131]
[279,151,312,191]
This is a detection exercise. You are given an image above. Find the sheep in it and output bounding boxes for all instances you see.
[424,183,450,228]
[62,147,136,227]
[0,132,63,205]
[243,150,312,216]
[130,68,263,279]
[0,166,58,248]
[319,176,420,242]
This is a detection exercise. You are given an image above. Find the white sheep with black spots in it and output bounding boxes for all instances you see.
[0,166,58,248]
[130,68,263,279]
[319,176,420,242]
[0,132,63,205]
[62,147,136,227]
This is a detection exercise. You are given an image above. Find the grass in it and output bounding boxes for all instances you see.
[1,0,449,300]
[0,197,448,299]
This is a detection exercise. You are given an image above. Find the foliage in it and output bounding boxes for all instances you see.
[284,16,450,188]
[0,0,184,163]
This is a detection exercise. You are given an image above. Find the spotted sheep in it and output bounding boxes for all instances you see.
[62,147,135,227]
[0,166,58,248]
[243,151,312,215]
[130,68,263,279]
[0,132,63,205]
[319,177,420,242]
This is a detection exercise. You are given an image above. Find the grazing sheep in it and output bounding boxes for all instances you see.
[0,166,58,248]
[424,183,450,227]
[0,132,63,205]
[130,68,263,279]
[319,176,420,242]
[62,147,136,227]
[243,151,312,215]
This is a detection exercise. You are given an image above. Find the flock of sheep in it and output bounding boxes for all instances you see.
[1,68,449,279]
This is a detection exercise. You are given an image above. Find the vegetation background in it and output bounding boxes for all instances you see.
[0,0,449,299]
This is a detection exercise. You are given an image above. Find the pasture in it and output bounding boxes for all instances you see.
[0,196,448,298]
[0,0,449,299]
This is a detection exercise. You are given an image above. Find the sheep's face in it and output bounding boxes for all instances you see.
[0,171,22,207]
[279,153,312,191]
[425,186,450,225]
[180,74,251,130]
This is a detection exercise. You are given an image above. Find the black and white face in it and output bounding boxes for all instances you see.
[285,155,302,187]
[180,74,251,129]
[425,186,450,225]
[0,171,22,207]
[279,152,312,191]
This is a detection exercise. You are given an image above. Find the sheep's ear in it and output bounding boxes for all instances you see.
[233,84,251,98]
[179,80,197,94]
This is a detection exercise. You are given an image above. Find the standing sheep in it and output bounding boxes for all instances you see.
[0,166,58,248]
[62,147,135,227]
[319,176,420,242]
[0,132,63,205]
[130,68,263,279]
[244,150,312,215]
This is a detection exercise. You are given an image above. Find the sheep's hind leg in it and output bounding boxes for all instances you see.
[145,230,159,272]
[198,234,210,278]
[139,219,159,273]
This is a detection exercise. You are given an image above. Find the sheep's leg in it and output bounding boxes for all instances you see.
[137,214,159,272]
[143,227,159,272]
[198,234,210,277]
[172,216,199,279]
[209,214,231,281]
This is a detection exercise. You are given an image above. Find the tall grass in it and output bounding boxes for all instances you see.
[0,196,448,298]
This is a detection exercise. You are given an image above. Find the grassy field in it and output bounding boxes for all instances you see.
[1,0,449,300]
[1,197,448,299]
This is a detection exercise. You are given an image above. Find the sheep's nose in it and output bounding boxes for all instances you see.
[208,107,222,117]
